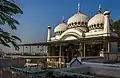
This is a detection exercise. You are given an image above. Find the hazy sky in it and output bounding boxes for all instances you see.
[9,0,120,43]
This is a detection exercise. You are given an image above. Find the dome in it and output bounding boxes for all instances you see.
[103,10,110,15]
[88,5,105,31]
[67,12,89,25]
[88,13,104,31]
[54,22,67,35]
[88,13,104,26]
[67,3,89,30]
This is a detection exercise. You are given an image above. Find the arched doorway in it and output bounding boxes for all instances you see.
[63,44,74,62]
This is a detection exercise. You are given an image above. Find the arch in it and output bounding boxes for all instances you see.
[60,28,84,40]
[60,32,80,40]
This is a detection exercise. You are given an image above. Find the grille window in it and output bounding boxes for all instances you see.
[118,41,120,52]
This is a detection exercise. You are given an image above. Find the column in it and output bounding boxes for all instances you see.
[108,41,111,53]
[79,43,83,57]
[47,26,51,42]
[83,44,86,57]
[107,41,111,60]
[59,45,62,68]
[47,45,50,62]
[103,40,106,59]
[103,40,110,60]
[79,43,81,57]
[103,11,111,36]
[82,43,84,57]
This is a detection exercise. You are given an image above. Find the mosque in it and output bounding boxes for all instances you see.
[19,3,120,68]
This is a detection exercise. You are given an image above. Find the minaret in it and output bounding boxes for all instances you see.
[47,25,51,42]
[103,10,111,36]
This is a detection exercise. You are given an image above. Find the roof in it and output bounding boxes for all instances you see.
[18,36,120,46]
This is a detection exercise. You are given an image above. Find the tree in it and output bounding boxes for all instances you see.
[0,0,23,50]
[113,19,120,37]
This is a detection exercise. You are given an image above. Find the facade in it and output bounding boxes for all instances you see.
[19,3,120,68]
[46,3,119,67]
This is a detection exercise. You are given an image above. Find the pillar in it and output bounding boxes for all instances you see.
[107,41,111,60]
[108,41,111,53]
[59,45,62,68]
[104,10,111,36]
[47,45,50,62]
[47,25,51,42]
[103,10,111,60]
[103,40,110,60]
[79,43,83,57]
[83,44,86,57]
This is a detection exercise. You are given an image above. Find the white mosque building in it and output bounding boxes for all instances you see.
[19,3,120,68]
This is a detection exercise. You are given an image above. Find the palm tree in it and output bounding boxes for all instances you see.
[0,0,23,50]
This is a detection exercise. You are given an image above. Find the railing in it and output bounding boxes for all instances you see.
[4,55,66,59]
[47,61,65,68]
[47,56,66,68]
[104,52,120,60]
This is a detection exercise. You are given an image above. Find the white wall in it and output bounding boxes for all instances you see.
[19,46,48,53]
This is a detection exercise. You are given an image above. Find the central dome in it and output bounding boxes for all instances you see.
[67,3,89,31]
[67,12,89,25]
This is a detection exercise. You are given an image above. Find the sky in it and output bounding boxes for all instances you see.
[8,0,120,43]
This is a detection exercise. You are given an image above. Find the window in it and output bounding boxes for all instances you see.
[118,41,120,52]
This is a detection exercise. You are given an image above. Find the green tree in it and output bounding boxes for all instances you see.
[0,0,23,50]
[113,19,120,37]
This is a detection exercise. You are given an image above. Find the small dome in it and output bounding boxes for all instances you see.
[88,13,104,26]
[88,13,104,31]
[54,22,67,33]
[104,10,110,15]
[88,5,105,31]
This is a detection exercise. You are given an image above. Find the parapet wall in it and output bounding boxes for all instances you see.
[68,56,120,77]
[82,62,120,77]
[104,52,120,60]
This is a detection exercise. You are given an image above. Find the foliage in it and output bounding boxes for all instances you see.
[0,0,23,50]
[113,19,120,37]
